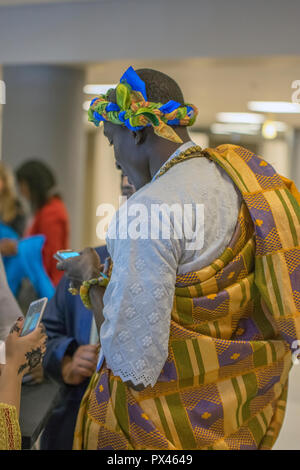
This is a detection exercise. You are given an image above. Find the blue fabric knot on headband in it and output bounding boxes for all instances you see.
[120,66,147,100]
[159,101,181,114]
[93,111,106,123]
[106,102,120,112]
[118,111,127,123]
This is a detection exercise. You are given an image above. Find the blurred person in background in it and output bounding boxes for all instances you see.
[14,160,70,286]
[41,244,108,450]
[0,252,23,352]
[0,162,25,243]
[0,317,47,450]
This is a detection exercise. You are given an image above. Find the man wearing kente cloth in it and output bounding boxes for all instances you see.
[58,66,300,450]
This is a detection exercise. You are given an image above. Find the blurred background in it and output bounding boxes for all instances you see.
[0,0,299,449]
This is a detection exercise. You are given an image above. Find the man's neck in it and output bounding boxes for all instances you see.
[148,128,191,179]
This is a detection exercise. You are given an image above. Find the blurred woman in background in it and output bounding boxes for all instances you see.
[0,162,25,237]
[15,160,70,286]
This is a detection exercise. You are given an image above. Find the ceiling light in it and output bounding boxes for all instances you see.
[216,112,265,124]
[248,101,300,113]
[273,121,288,132]
[262,120,277,139]
[83,84,117,95]
[83,101,91,111]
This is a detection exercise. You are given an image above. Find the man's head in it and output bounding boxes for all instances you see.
[102,68,190,190]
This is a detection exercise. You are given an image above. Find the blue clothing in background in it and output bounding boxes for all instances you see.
[41,245,109,450]
[0,222,54,299]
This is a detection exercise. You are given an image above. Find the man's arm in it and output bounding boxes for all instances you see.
[99,194,182,390]
[42,275,78,384]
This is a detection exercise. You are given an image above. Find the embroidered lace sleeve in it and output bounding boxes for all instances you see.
[100,197,181,388]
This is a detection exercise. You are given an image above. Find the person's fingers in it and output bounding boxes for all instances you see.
[38,322,46,334]
[78,344,98,352]
[77,352,98,365]
[75,358,97,373]
[75,366,94,378]
[56,260,67,271]
[9,317,24,336]
[76,357,97,369]
[57,256,82,273]
[27,323,47,344]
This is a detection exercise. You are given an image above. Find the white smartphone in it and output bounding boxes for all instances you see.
[53,249,80,262]
[20,298,48,337]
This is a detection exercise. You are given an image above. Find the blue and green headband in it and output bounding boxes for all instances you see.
[88,66,198,143]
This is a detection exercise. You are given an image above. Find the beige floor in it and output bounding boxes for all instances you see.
[273,364,300,450]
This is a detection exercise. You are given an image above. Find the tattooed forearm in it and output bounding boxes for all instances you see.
[17,346,44,375]
[18,363,27,375]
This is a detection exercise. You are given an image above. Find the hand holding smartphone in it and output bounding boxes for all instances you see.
[20,297,48,337]
[54,249,80,262]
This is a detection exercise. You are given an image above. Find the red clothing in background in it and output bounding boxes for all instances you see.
[26,196,69,286]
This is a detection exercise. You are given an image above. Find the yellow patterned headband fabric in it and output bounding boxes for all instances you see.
[88,66,198,143]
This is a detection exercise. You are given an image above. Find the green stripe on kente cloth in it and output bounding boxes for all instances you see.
[254,257,274,316]
[172,341,194,387]
[174,286,192,298]
[213,321,221,338]
[231,377,242,428]
[275,189,298,246]
[285,188,300,225]
[240,280,247,308]
[211,262,221,272]
[252,342,268,367]
[191,339,206,384]
[165,393,197,449]
[241,372,258,422]
[248,415,265,447]
[154,397,174,445]
[243,240,255,273]
[252,296,276,340]
[219,247,234,266]
[266,255,285,317]
[174,297,193,325]
[269,341,278,363]
[208,151,250,193]
[260,410,269,429]
[114,382,129,437]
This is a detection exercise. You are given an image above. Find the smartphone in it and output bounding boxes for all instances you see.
[20,298,48,337]
[54,249,80,262]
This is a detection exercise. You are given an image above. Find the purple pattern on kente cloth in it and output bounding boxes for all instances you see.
[256,373,281,397]
[157,357,178,382]
[95,371,110,405]
[246,205,278,237]
[239,443,257,450]
[232,318,261,341]
[128,402,156,433]
[216,256,246,290]
[244,153,278,177]
[216,339,253,367]
[277,322,296,347]
[283,249,300,307]
[193,289,229,311]
[186,398,223,430]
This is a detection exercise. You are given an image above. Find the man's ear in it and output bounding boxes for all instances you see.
[131,129,146,145]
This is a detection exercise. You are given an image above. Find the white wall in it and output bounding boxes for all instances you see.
[259,139,291,178]
[86,126,121,247]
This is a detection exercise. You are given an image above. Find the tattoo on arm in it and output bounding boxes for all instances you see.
[9,323,21,334]
[18,346,44,375]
